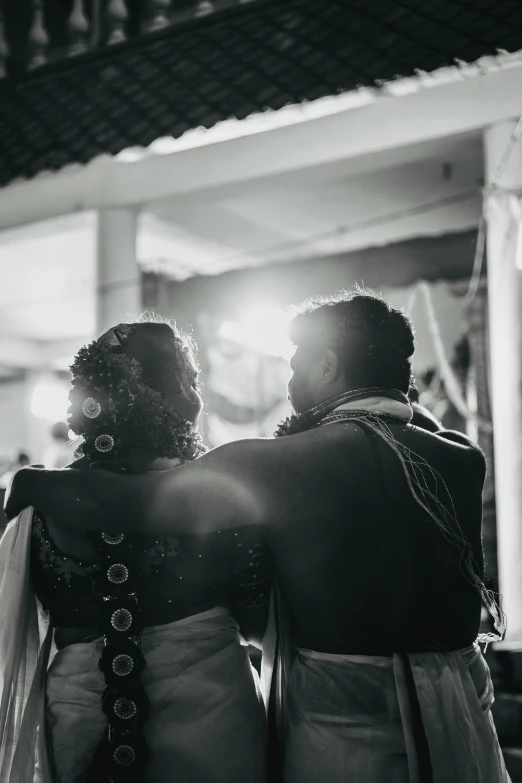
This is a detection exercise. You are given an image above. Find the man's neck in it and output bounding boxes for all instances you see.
[277,388,411,438]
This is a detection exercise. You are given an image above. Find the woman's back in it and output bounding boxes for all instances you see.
[31,318,269,782]
[31,508,270,637]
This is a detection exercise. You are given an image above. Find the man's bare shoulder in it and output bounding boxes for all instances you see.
[401,424,487,481]
[411,425,485,457]
[304,418,486,475]
[434,428,483,452]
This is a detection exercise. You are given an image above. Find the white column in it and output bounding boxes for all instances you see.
[96,208,141,333]
[484,121,522,640]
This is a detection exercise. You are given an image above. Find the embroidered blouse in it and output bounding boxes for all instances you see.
[30,510,272,633]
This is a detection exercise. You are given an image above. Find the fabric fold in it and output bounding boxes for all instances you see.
[46,608,267,782]
[261,583,295,739]
[0,506,54,783]
[280,645,510,783]
[0,510,267,782]
[406,645,510,783]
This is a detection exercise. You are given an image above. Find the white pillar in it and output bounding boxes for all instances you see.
[96,208,141,333]
[484,121,522,640]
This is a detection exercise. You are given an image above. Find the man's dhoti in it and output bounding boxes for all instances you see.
[282,644,510,783]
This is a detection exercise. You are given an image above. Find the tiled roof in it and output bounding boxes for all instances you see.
[1,0,522,188]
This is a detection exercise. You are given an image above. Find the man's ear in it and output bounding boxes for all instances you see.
[320,348,340,385]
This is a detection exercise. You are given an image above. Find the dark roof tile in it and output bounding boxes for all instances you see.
[0,0,521,187]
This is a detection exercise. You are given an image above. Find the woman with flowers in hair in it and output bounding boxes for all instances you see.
[0,316,269,782]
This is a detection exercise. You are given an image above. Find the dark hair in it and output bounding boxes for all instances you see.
[123,317,200,425]
[68,315,203,464]
[67,314,205,782]
[289,288,415,393]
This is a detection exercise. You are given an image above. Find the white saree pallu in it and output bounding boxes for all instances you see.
[281,645,511,783]
[0,507,54,783]
[0,509,268,783]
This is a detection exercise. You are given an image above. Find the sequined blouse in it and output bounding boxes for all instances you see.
[30,510,272,631]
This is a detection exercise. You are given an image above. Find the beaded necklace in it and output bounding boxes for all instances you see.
[314,409,407,429]
[274,387,409,438]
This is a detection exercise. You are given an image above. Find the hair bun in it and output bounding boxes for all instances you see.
[68,316,205,463]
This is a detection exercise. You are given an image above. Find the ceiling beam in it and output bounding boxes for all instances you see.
[161,229,482,318]
[0,63,521,231]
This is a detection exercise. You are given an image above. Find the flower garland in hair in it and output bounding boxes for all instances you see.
[68,328,206,462]
[69,326,205,782]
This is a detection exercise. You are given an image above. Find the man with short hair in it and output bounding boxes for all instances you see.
[6,290,509,782]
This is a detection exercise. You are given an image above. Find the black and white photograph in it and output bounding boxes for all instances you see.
[0,1,521,781]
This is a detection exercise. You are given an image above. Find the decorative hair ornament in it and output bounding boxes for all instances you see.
[113,744,136,766]
[68,327,206,463]
[111,608,133,632]
[107,563,129,584]
[82,397,102,419]
[114,697,138,720]
[102,532,125,546]
[110,653,136,678]
[95,434,115,453]
[98,324,133,348]
[89,533,149,782]
[76,321,204,783]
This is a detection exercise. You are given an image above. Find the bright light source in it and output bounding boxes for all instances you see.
[219,306,293,359]
[219,321,245,345]
[31,380,70,422]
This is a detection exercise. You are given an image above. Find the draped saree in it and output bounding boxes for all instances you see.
[0,508,267,783]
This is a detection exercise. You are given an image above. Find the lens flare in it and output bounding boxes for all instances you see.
[219,305,293,359]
